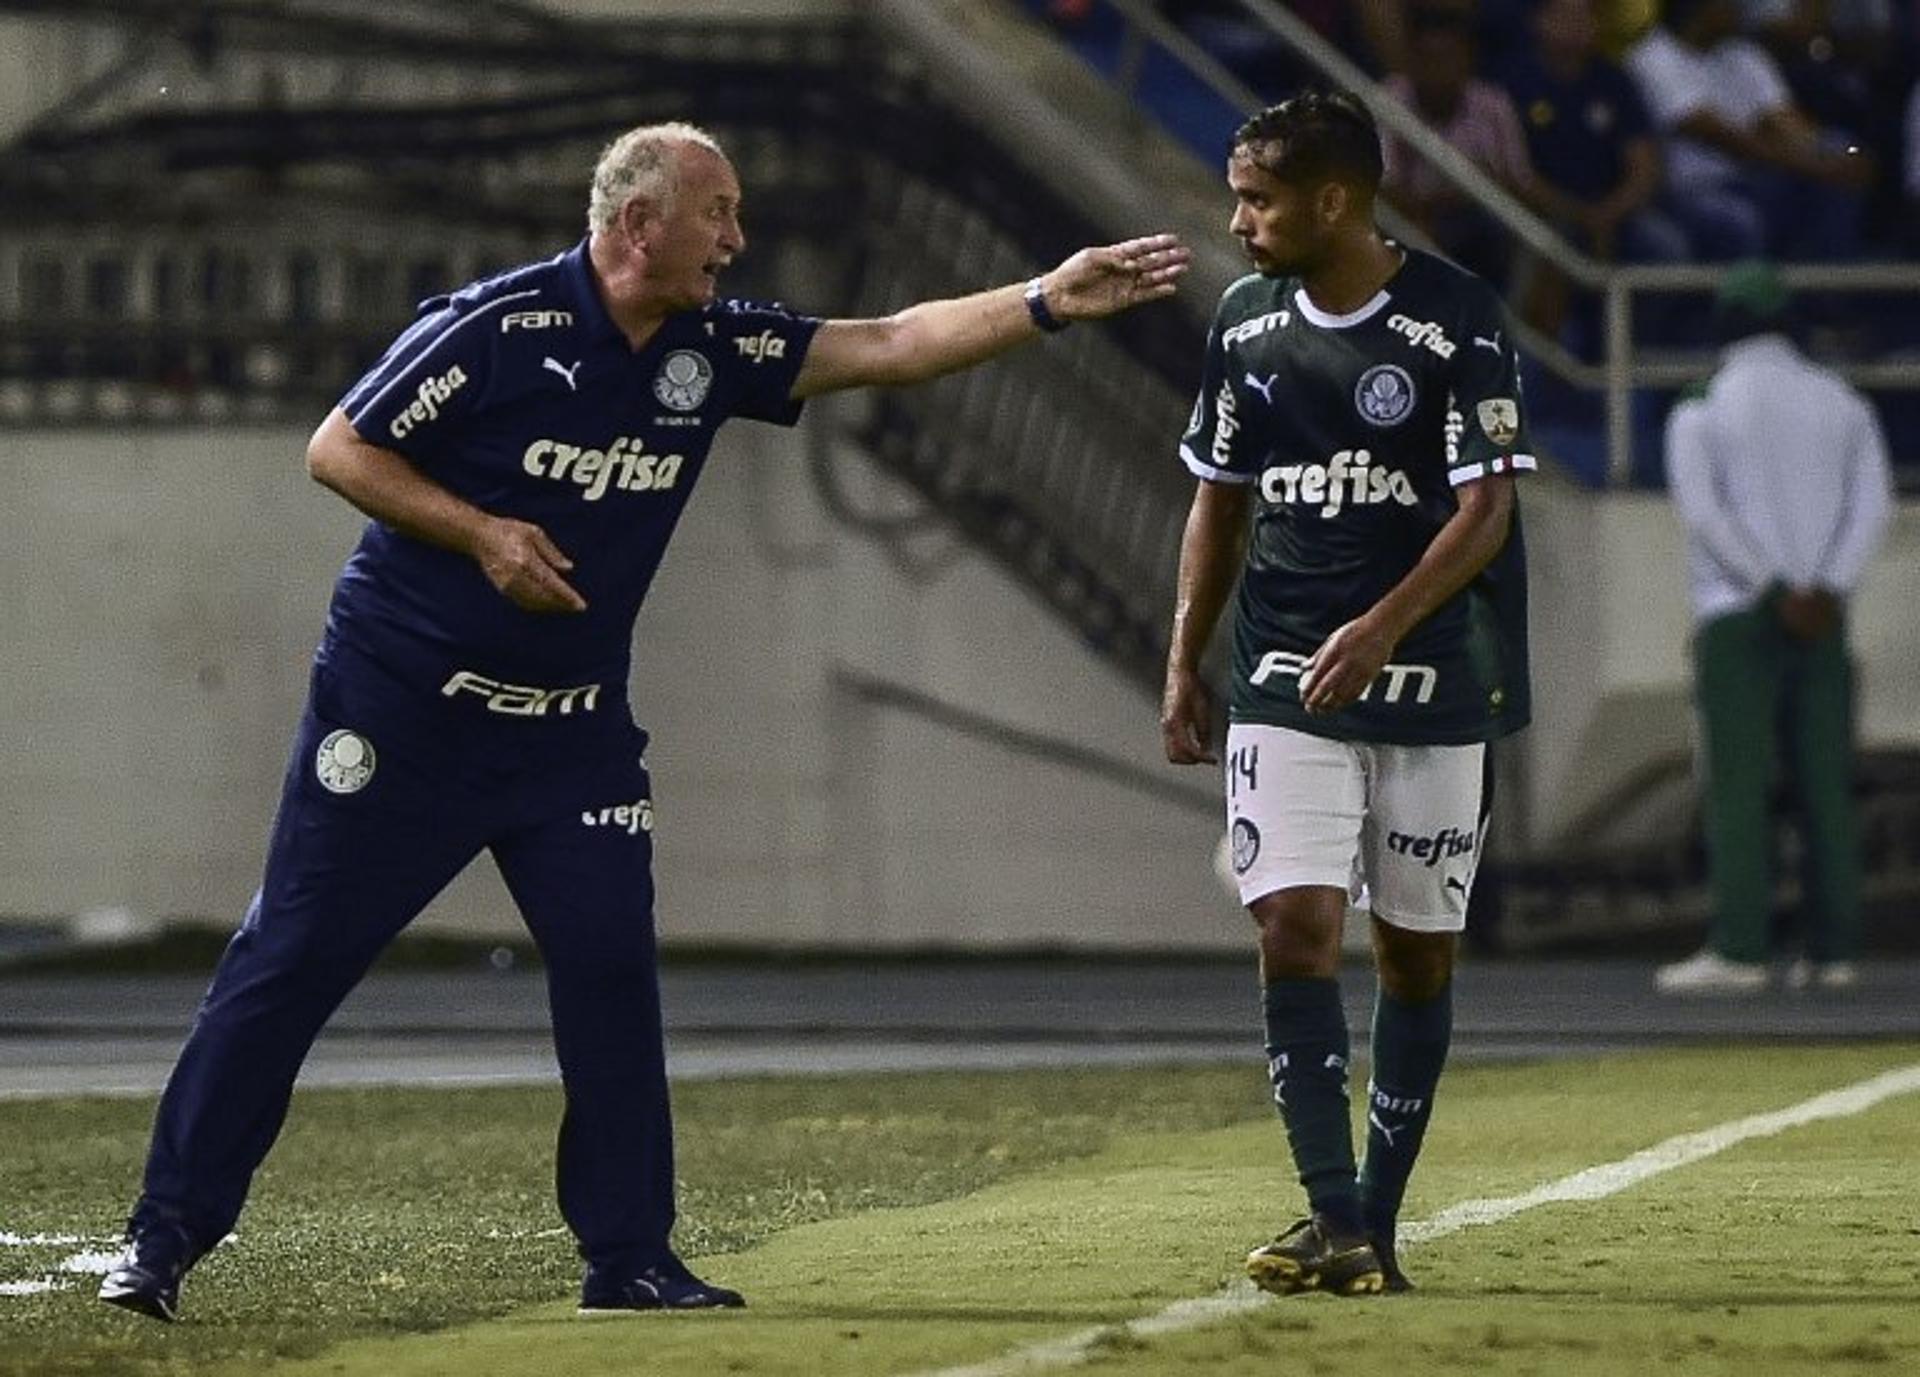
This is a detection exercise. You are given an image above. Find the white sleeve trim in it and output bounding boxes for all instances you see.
[1180,443,1255,484]
[1448,454,1537,486]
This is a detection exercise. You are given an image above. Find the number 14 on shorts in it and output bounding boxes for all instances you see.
[1230,743,1259,798]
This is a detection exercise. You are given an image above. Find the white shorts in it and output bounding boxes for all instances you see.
[1224,722,1488,932]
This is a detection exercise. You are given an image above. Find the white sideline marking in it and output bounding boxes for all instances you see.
[911,1061,1920,1377]
[0,1232,111,1247]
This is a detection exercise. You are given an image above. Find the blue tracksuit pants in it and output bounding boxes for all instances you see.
[130,649,673,1275]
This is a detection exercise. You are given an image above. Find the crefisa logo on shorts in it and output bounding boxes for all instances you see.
[314,729,376,795]
[1230,817,1261,875]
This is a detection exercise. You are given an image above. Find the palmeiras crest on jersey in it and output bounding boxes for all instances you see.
[1230,817,1261,875]
[653,350,714,412]
[1355,363,1416,427]
[315,729,376,795]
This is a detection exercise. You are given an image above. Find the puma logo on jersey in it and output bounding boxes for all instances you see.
[523,437,685,501]
[1474,330,1502,354]
[543,356,582,391]
[1258,448,1417,517]
[1387,313,1456,358]
[387,365,468,440]
[1250,648,1439,704]
[1222,309,1290,347]
[1244,372,1279,405]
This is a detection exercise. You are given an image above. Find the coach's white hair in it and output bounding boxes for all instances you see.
[587,122,726,234]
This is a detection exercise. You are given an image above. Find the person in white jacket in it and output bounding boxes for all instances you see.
[1657,260,1893,996]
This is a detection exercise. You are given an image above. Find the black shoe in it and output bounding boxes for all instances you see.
[579,1254,747,1313]
[1245,1216,1384,1297]
[97,1222,199,1323]
[1369,1231,1414,1293]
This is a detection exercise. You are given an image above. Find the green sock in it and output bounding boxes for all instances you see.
[1262,977,1360,1232]
[1358,982,1453,1238]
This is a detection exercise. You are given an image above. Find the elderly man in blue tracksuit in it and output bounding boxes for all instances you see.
[98,121,1189,1322]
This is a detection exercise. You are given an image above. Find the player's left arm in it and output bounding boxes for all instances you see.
[1303,281,1529,715]
[788,235,1189,398]
[1300,476,1515,714]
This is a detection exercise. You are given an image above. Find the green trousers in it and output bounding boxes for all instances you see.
[1693,606,1862,963]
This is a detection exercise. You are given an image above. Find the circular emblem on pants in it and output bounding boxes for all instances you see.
[653,350,713,412]
[1355,364,1416,427]
[315,729,376,795]
[1230,817,1261,875]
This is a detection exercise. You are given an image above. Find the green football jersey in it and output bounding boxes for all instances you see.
[1179,247,1533,746]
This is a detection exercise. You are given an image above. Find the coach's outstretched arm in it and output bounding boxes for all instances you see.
[790,234,1190,397]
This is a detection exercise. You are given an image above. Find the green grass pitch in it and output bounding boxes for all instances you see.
[2,1045,1916,1376]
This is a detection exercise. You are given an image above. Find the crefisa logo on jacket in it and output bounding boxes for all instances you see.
[653,350,713,411]
[315,729,376,794]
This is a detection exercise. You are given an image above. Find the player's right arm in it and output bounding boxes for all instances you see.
[307,408,586,615]
[1162,479,1251,765]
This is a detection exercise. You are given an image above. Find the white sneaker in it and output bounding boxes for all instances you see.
[1785,958,1860,993]
[1654,949,1769,996]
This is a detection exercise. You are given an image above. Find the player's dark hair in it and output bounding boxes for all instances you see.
[1231,89,1384,191]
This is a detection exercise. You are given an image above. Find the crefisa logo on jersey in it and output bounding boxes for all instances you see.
[1354,364,1416,427]
[314,729,376,795]
[387,366,468,441]
[523,437,685,502]
[653,350,713,412]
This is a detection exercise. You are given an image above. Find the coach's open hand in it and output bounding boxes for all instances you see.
[1040,234,1192,322]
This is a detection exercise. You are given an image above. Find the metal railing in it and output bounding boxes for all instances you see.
[1077,0,1920,484]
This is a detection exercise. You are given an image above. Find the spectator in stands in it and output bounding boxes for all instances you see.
[1505,0,1686,342]
[1908,77,1920,252]
[1625,0,1875,259]
[1657,262,1892,997]
[1383,8,1535,281]
[1743,0,1910,247]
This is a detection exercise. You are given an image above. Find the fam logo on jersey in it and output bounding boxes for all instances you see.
[733,329,787,364]
[582,797,654,836]
[1259,449,1417,518]
[653,350,713,411]
[314,729,376,795]
[1386,313,1456,358]
[1230,817,1261,875]
[1355,364,1416,427]
[1250,648,1439,705]
[523,437,685,502]
[501,310,574,332]
[441,670,602,717]
[387,366,468,441]
[1222,309,1290,347]
[1476,397,1521,447]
